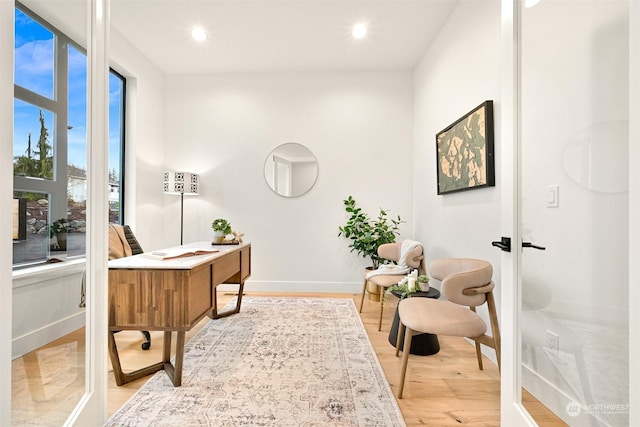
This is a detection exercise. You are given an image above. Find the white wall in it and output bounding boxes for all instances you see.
[163,71,414,292]
[110,28,166,250]
[412,0,502,336]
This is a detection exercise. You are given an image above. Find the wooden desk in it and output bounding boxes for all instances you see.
[108,242,251,386]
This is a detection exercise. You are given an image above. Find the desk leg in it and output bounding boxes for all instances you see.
[108,331,126,386]
[174,332,185,386]
[108,330,165,386]
[161,331,185,387]
[212,279,246,319]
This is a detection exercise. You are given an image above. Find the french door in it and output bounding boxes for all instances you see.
[1,0,108,425]
[501,0,637,425]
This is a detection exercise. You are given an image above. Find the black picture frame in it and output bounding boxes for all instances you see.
[436,100,495,195]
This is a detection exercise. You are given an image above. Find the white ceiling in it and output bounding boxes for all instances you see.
[110,0,459,74]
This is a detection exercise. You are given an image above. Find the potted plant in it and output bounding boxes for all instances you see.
[211,218,232,243]
[338,195,403,300]
[417,274,430,291]
[49,218,69,251]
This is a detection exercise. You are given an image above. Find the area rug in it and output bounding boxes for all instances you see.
[105,297,405,427]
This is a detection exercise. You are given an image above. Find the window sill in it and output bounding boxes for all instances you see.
[12,258,86,289]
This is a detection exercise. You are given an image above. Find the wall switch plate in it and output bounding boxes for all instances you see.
[546,185,559,208]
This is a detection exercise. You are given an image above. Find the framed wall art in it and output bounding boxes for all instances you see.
[436,100,495,195]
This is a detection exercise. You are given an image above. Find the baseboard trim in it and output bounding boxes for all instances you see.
[12,311,85,359]
[522,363,602,425]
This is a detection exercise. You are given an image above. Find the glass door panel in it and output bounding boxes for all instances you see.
[520,1,630,425]
[11,0,90,424]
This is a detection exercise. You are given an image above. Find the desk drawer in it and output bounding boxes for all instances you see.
[188,264,213,325]
[213,251,240,285]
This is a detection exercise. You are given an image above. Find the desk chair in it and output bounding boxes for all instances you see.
[395,258,500,398]
[360,241,425,331]
[109,224,151,350]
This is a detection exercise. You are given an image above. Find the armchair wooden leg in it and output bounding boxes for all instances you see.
[474,340,484,370]
[470,306,484,370]
[398,327,413,399]
[395,322,405,357]
[359,277,368,313]
[486,291,501,372]
[378,285,385,331]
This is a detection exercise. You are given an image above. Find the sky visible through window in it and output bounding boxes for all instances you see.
[14,8,123,174]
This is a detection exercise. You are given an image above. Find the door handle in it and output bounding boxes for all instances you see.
[522,242,546,250]
[491,237,511,252]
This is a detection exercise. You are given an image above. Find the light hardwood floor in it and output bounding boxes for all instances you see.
[12,291,566,426]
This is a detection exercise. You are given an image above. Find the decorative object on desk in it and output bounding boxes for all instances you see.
[232,230,244,243]
[211,230,244,245]
[211,218,232,243]
[164,171,199,245]
[142,248,219,261]
[436,100,495,195]
[264,142,319,197]
[48,218,69,251]
[105,297,405,427]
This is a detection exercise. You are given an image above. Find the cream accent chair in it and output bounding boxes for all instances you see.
[359,242,425,331]
[395,258,500,398]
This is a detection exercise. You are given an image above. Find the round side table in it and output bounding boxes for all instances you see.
[388,287,441,356]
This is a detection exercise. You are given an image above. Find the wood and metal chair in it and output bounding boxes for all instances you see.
[359,241,425,331]
[395,258,500,398]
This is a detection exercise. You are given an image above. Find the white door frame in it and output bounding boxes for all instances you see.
[65,0,110,424]
[499,0,536,424]
[629,2,640,425]
[0,1,16,425]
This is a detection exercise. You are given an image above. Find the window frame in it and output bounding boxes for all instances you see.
[13,2,126,267]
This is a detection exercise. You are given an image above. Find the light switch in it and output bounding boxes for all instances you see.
[547,185,559,208]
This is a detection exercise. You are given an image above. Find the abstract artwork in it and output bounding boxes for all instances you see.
[436,100,495,194]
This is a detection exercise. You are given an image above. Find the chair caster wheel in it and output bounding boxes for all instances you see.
[141,342,151,350]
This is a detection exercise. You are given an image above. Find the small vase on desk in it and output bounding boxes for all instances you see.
[212,231,224,244]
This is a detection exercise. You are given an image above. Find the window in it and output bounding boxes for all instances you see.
[13,3,125,267]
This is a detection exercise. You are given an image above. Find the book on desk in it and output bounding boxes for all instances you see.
[141,248,219,261]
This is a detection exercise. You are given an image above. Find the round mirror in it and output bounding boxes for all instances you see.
[264,143,319,197]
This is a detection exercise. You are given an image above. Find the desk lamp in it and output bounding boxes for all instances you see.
[163,171,199,245]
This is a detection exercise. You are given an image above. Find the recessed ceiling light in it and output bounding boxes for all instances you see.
[191,27,208,42]
[352,23,367,40]
[524,0,540,8]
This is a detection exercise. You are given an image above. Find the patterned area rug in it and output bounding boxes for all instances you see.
[106,297,405,426]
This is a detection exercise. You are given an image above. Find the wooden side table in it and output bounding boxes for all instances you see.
[388,288,441,355]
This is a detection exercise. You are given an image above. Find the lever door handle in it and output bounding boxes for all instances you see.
[491,237,511,252]
[522,242,546,250]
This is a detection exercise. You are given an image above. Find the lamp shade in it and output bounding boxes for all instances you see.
[163,172,199,195]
